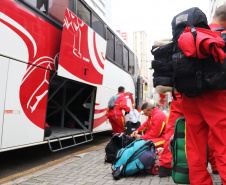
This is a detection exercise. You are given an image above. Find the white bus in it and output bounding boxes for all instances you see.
[0,0,144,152]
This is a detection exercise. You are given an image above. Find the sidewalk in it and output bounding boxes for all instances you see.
[3,145,222,185]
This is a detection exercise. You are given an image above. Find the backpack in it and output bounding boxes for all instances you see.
[171,117,189,184]
[108,95,120,109]
[171,117,209,184]
[105,133,134,164]
[151,7,226,98]
[112,138,156,180]
[125,121,141,135]
[108,95,120,119]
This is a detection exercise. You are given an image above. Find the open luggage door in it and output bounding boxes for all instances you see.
[46,9,107,151]
[57,8,107,86]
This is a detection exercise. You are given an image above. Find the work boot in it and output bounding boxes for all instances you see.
[158,166,172,177]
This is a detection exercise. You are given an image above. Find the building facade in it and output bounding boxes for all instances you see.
[133,31,152,100]
[85,0,112,24]
[209,0,226,20]
[116,30,128,43]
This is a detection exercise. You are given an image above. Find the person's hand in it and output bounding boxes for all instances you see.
[134,133,141,139]
[131,131,138,137]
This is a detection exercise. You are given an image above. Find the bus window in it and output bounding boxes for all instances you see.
[129,52,134,75]
[115,37,123,67]
[49,0,73,24]
[92,14,105,39]
[23,0,48,14]
[106,29,115,61]
[123,47,129,71]
[77,0,91,26]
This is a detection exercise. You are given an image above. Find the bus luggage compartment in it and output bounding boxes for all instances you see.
[45,73,96,151]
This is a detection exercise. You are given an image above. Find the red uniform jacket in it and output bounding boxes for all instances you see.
[178,26,226,63]
[106,93,131,117]
[136,107,167,141]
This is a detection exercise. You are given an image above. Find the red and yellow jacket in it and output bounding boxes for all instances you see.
[106,93,131,117]
[136,107,167,141]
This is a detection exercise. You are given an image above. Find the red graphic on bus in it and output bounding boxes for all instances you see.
[58,9,107,85]
[0,1,61,129]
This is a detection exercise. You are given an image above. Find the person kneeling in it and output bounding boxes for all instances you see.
[131,102,167,148]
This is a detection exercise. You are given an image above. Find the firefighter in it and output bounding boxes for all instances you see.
[158,93,183,177]
[158,93,218,177]
[106,86,130,134]
[131,102,167,148]
[182,5,226,184]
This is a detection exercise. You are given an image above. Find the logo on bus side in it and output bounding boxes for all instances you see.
[58,9,107,85]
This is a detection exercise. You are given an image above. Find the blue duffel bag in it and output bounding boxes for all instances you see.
[112,138,156,180]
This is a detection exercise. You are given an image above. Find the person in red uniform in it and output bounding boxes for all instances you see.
[158,93,218,177]
[158,92,183,177]
[182,5,226,185]
[131,102,167,148]
[106,86,131,135]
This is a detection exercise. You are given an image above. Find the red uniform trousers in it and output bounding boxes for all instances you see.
[108,115,125,135]
[159,97,183,168]
[182,90,226,185]
[208,130,217,171]
[159,98,217,170]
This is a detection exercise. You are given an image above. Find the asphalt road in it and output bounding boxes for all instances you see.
[0,131,112,180]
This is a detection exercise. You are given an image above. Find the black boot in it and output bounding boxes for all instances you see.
[158,166,172,177]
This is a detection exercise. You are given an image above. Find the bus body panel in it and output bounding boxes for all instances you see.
[0,0,140,151]
[93,86,115,132]
[93,61,135,132]
[102,61,135,94]
[1,60,48,149]
[0,0,61,70]
[0,56,10,149]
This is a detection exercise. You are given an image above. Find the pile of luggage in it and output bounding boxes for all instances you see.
[105,132,159,180]
[104,105,162,180]
[151,7,226,99]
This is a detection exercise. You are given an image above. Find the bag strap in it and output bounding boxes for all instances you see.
[114,107,117,120]
[212,27,226,31]
[184,26,203,98]
[172,166,189,174]
[114,95,121,120]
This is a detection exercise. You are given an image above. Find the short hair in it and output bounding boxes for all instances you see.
[141,102,155,111]
[118,86,125,93]
[213,4,226,22]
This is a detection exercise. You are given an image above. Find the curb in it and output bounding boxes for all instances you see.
[1,142,108,185]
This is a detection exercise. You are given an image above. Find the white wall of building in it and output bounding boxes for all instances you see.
[209,0,226,21]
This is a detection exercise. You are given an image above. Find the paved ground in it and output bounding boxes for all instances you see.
[2,145,222,185]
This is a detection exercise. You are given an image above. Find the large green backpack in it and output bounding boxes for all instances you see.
[171,117,189,184]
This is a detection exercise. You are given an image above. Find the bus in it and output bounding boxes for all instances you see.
[0,0,144,152]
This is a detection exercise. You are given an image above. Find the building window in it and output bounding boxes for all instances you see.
[106,29,115,61]
[123,47,129,71]
[77,0,91,26]
[92,14,105,39]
